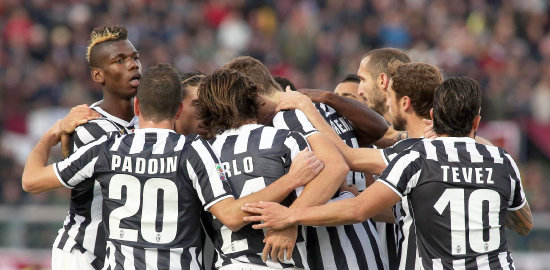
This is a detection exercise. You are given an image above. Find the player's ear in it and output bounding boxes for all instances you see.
[472,115,481,132]
[430,108,434,121]
[91,68,104,84]
[174,101,183,120]
[134,98,140,117]
[379,73,389,90]
[401,96,411,111]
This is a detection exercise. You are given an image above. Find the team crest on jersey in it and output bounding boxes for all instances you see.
[216,164,227,181]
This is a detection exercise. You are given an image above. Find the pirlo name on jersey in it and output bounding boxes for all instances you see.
[111,154,178,174]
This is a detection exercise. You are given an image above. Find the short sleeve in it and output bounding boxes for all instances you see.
[504,153,526,210]
[377,150,422,198]
[273,109,319,138]
[53,135,108,188]
[185,137,235,211]
[284,131,310,161]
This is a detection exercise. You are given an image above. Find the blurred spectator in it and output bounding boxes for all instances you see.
[0,0,548,211]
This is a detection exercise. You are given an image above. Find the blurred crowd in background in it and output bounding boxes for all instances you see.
[1,0,550,239]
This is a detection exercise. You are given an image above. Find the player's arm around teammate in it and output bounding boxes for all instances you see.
[299,88,389,146]
[277,89,389,175]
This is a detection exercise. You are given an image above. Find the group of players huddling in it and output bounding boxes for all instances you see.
[22,25,533,270]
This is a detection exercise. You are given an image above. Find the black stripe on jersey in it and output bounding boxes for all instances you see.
[402,221,418,270]
[56,214,77,250]
[363,220,386,269]
[506,251,515,270]
[385,224,398,270]
[326,227,348,270]
[305,227,323,269]
[274,109,318,137]
[344,225,369,269]
[157,249,170,269]
[488,252,503,270]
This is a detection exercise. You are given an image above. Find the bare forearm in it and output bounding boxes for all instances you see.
[505,202,533,236]
[290,135,348,207]
[227,176,298,230]
[22,135,56,193]
[290,198,363,226]
[322,92,388,144]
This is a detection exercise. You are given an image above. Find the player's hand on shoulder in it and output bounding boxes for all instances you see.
[288,149,324,187]
[262,226,298,263]
[61,104,101,134]
[45,120,63,146]
[298,88,330,103]
[276,87,314,112]
[423,119,438,139]
[242,201,293,230]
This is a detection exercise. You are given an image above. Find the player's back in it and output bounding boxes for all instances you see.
[204,123,308,268]
[88,129,231,269]
[381,137,525,269]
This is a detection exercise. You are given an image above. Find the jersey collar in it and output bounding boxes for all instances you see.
[434,136,476,143]
[221,123,263,136]
[90,100,139,128]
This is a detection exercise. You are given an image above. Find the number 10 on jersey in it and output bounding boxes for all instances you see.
[434,188,500,255]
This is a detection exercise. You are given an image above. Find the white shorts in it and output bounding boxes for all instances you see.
[51,247,96,270]
[218,263,303,270]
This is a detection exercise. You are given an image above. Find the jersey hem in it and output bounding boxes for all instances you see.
[204,194,235,211]
[53,164,73,189]
[507,199,527,211]
[376,179,403,198]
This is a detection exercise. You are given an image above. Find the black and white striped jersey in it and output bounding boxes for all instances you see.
[53,101,138,269]
[380,138,422,270]
[274,106,388,270]
[378,137,526,270]
[202,123,309,268]
[53,129,234,270]
[314,103,367,190]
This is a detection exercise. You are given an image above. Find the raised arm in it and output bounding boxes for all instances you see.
[300,89,388,146]
[22,121,66,193]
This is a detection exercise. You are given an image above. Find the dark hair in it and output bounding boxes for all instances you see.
[197,69,260,138]
[274,76,297,91]
[365,48,411,78]
[341,74,360,84]
[180,71,205,100]
[222,56,281,95]
[433,76,482,137]
[87,25,128,67]
[390,62,443,119]
[137,64,182,122]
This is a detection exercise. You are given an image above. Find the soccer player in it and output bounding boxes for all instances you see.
[333,74,365,103]
[224,56,388,270]
[276,62,443,269]
[243,76,533,269]
[22,64,324,269]
[176,72,208,137]
[29,25,142,269]
[197,69,326,269]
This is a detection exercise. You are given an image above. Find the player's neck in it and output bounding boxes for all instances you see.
[99,95,134,122]
[406,116,427,138]
[138,118,175,130]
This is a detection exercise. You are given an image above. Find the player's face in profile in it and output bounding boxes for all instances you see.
[357,57,388,114]
[256,95,276,125]
[334,82,365,102]
[387,81,406,131]
[99,40,141,99]
[176,85,207,137]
